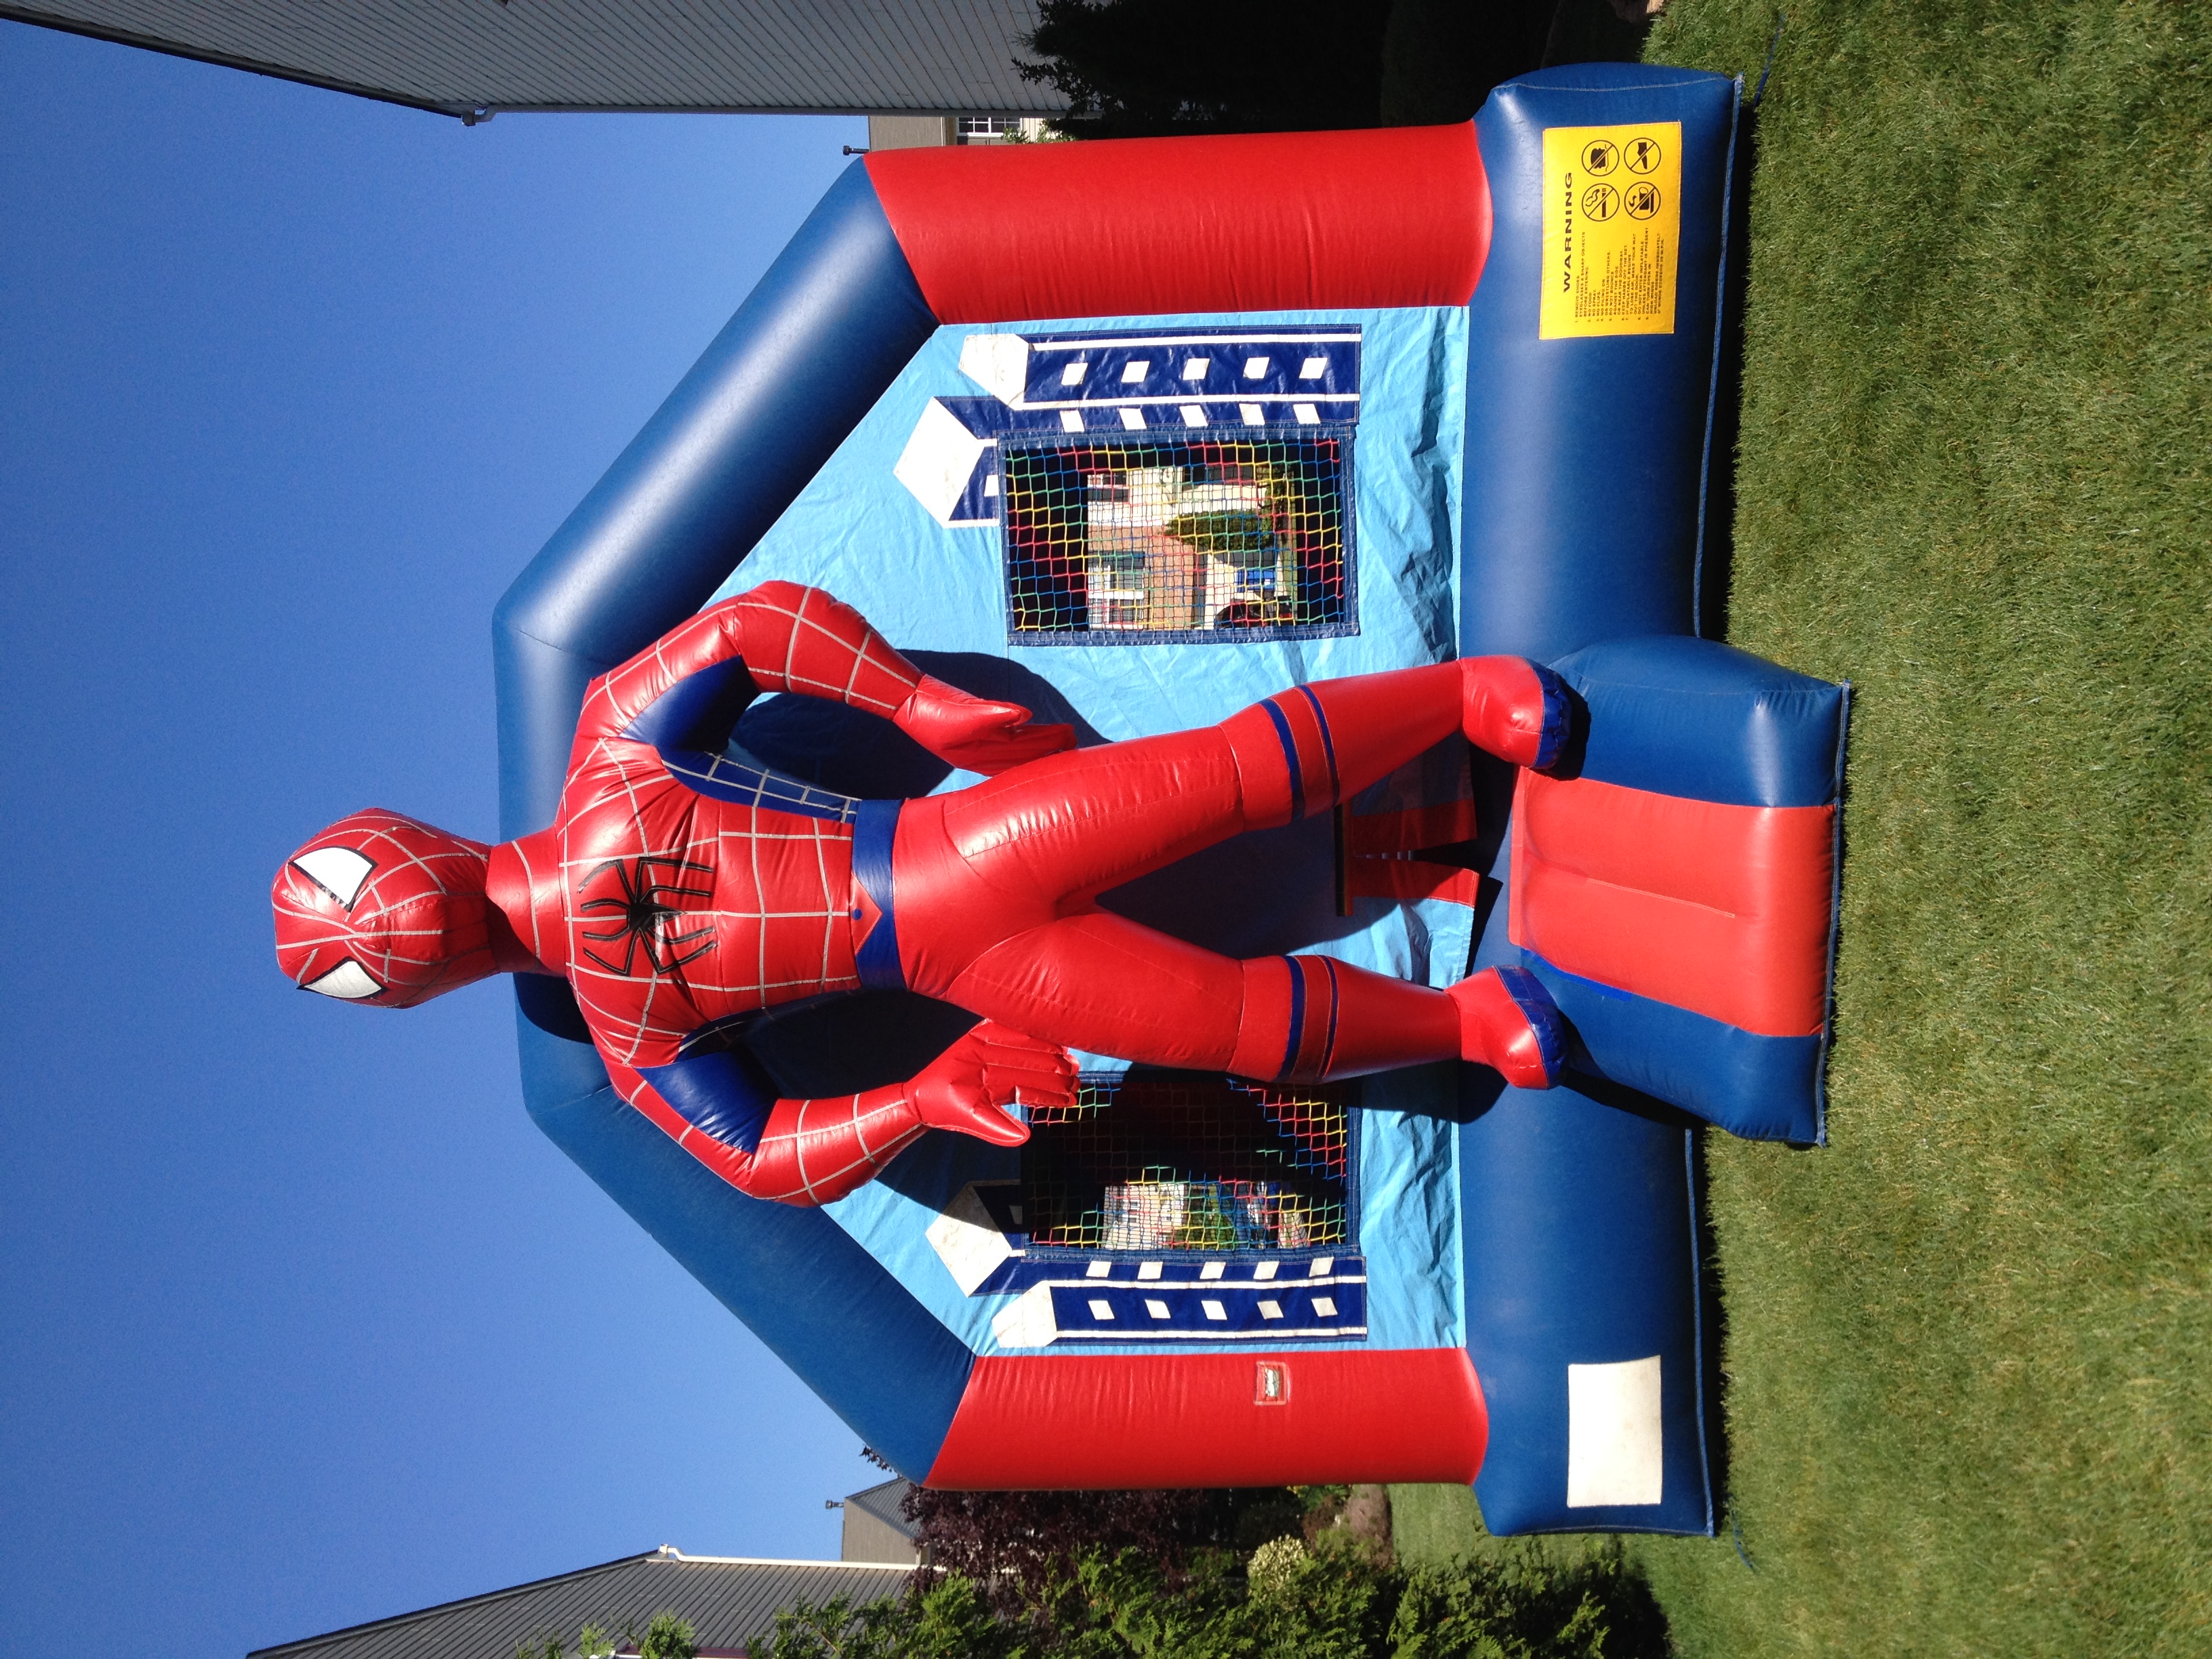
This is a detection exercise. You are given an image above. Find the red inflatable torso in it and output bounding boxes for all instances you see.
[493,586,906,1075]
[549,743,865,1071]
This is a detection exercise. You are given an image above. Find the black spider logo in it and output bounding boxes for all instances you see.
[577,855,716,977]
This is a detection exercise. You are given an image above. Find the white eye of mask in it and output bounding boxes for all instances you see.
[292,846,376,909]
[304,960,382,1000]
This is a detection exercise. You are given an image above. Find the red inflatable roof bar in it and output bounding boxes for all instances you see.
[866,124,1493,323]
[928,1348,1488,1489]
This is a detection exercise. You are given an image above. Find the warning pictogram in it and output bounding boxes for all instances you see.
[1540,121,1683,340]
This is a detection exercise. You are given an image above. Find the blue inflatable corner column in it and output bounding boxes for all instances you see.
[1458,64,1745,1536]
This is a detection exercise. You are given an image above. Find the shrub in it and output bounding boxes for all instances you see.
[753,1535,1666,1657]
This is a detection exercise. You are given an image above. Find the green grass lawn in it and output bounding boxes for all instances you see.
[1401,2,2209,1653]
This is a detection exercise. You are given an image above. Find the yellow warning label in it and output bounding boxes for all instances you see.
[1540,122,1681,339]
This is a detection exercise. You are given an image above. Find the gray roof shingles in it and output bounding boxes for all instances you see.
[247,1549,913,1659]
[842,1478,920,1539]
[0,1,1063,117]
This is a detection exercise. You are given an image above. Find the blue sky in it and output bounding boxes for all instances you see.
[0,24,883,1656]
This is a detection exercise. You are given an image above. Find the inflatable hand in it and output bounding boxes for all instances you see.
[898,676,1077,776]
[909,1022,1075,1147]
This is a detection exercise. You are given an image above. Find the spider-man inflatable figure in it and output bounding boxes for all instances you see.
[274,583,1570,1206]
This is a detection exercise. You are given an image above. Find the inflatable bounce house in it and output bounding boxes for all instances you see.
[284,64,1851,1537]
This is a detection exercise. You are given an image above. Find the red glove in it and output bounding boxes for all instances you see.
[897,676,1077,777]
[908,1022,1077,1147]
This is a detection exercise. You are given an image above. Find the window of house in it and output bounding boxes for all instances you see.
[956,116,1050,143]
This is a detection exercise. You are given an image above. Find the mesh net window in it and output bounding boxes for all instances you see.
[1001,435,1353,642]
[1019,1073,1353,1252]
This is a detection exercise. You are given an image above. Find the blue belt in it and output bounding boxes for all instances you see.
[851,798,905,991]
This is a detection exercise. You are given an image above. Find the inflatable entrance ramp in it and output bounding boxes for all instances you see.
[490,65,1847,1538]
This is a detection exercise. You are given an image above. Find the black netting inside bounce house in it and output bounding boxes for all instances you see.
[1001,435,1353,642]
[1019,1073,1353,1252]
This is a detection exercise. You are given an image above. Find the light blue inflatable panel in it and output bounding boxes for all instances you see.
[720,304,1477,1365]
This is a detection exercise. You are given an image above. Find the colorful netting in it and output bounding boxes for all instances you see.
[1020,1073,1353,1251]
[1001,436,1353,640]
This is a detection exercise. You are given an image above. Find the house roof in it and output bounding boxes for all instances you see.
[1,1,1063,120]
[246,1547,913,1659]
[842,1478,920,1540]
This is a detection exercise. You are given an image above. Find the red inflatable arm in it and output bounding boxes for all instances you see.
[898,676,1075,776]
[614,1023,1074,1206]
[574,580,1069,775]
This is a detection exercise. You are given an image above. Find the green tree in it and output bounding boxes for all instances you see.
[1388,1544,1662,1658]
[751,1537,1666,1658]
[512,1624,617,1659]
[1018,0,1568,138]
[749,1576,1018,1659]
[1019,0,1395,137]
[636,1612,698,1659]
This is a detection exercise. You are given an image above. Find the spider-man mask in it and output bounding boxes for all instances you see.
[273,808,501,1008]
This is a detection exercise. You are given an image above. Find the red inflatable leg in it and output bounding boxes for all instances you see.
[927,726,1248,916]
[1220,663,1464,828]
[893,660,1561,1086]
[941,914,1464,1084]
[904,661,1476,973]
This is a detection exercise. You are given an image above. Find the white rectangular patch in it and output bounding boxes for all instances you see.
[1117,406,1145,430]
[1566,1356,1664,1507]
[1058,409,1084,432]
[924,1184,1012,1294]
[991,1282,1057,1349]
[1120,360,1150,383]
[1059,360,1088,386]
[891,398,991,527]
[958,332,1031,404]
